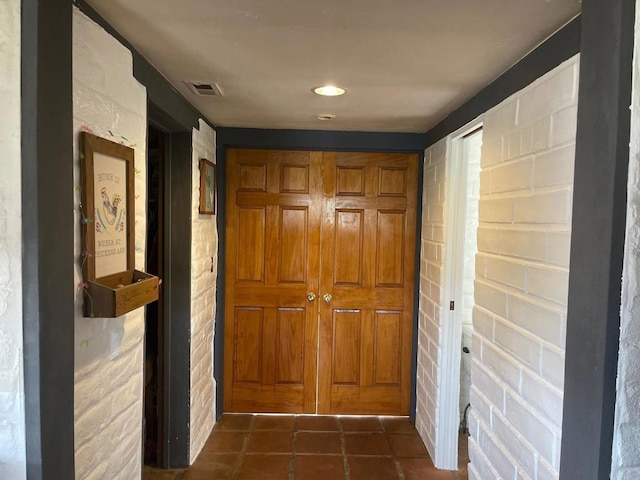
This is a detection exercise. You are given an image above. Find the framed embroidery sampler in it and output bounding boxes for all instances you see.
[80,132,158,317]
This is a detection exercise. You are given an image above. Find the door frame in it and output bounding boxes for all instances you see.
[214,128,427,419]
[437,119,483,469]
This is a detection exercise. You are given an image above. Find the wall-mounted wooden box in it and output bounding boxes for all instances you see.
[80,132,158,317]
[86,270,158,318]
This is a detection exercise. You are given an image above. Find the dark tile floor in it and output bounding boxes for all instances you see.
[144,414,469,480]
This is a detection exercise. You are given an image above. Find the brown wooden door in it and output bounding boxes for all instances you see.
[224,149,322,413]
[317,152,417,415]
[224,149,417,415]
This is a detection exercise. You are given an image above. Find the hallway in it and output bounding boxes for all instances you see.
[144,414,469,480]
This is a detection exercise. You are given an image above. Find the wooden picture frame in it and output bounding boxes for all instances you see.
[199,158,216,215]
[80,132,158,317]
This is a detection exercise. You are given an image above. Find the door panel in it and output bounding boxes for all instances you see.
[224,149,321,413]
[225,149,417,415]
[318,152,417,415]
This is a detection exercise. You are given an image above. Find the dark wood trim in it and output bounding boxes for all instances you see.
[163,132,193,467]
[560,1,635,478]
[21,0,75,477]
[425,16,581,147]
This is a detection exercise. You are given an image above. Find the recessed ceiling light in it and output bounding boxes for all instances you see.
[316,113,336,121]
[313,85,346,97]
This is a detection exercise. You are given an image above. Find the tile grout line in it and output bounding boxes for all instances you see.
[338,417,351,480]
[383,418,406,480]
[231,414,254,480]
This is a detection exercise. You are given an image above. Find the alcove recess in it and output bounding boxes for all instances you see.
[80,132,158,317]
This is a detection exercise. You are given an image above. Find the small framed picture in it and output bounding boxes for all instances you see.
[199,158,216,215]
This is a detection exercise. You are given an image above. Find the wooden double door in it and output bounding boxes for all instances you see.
[224,149,418,415]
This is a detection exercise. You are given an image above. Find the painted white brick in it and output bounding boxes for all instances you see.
[480,340,522,393]
[482,254,527,291]
[497,229,546,262]
[545,231,572,267]
[507,294,564,347]
[494,318,540,372]
[534,145,575,188]
[469,55,578,479]
[474,280,507,317]
[527,264,569,306]
[478,197,513,223]
[489,158,533,193]
[517,62,577,126]
[73,9,147,479]
[512,190,571,225]
[492,410,537,475]
[551,105,579,147]
[520,368,563,427]
[0,0,25,478]
[505,391,559,468]
[189,120,218,463]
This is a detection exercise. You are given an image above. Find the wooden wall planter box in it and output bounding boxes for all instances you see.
[86,270,159,318]
[80,132,159,317]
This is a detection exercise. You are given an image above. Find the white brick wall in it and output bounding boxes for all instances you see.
[416,137,448,460]
[469,55,579,480]
[189,120,218,463]
[0,0,26,477]
[611,2,640,477]
[72,8,148,479]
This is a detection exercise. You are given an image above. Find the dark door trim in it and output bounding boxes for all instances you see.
[560,1,635,478]
[21,0,75,478]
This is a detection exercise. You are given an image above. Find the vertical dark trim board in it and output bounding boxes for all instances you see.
[21,0,75,478]
[163,132,193,468]
[560,1,635,478]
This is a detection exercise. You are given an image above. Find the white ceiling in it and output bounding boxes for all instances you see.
[86,0,581,133]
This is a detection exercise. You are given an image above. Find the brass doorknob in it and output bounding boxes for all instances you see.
[323,293,333,303]
[307,292,317,302]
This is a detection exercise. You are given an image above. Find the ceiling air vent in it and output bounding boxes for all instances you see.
[185,81,223,97]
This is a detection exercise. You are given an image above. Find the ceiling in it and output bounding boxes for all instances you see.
[86,0,581,133]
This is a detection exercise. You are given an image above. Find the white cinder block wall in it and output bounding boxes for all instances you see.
[189,120,218,462]
[611,3,640,478]
[417,56,579,479]
[416,138,448,460]
[0,0,26,478]
[469,56,578,480]
[72,8,148,479]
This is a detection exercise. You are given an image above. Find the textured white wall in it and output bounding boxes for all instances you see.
[72,8,148,479]
[0,0,26,478]
[189,120,218,463]
[611,3,640,478]
[468,56,578,480]
[416,138,448,460]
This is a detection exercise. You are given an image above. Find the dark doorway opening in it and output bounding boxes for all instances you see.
[144,125,166,466]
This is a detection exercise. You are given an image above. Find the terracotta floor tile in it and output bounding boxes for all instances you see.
[295,432,342,454]
[344,433,392,455]
[203,431,248,453]
[399,457,455,480]
[214,414,255,431]
[253,415,296,431]
[347,456,400,480]
[247,431,294,453]
[382,416,417,434]
[296,415,340,431]
[237,454,292,480]
[339,416,383,432]
[294,455,346,480]
[390,433,429,457]
[182,454,239,480]
[142,466,182,480]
